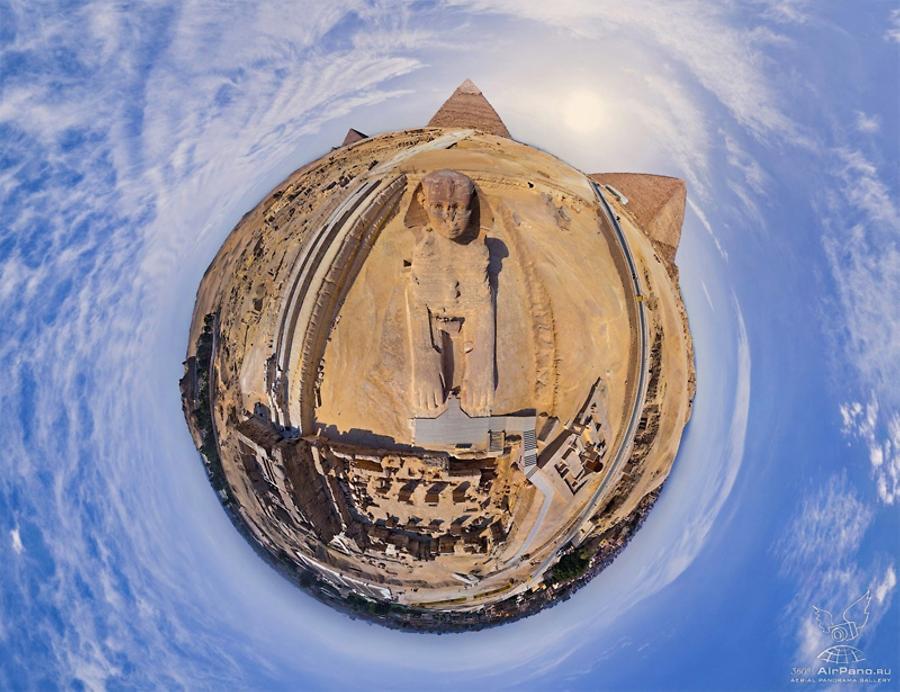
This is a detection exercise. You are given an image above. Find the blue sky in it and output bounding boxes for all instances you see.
[0,1,897,689]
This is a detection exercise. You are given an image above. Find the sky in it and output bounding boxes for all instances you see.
[0,1,897,689]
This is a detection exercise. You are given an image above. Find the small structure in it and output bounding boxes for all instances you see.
[536,379,611,493]
[413,397,492,449]
[604,184,629,205]
[236,402,285,450]
[412,396,535,456]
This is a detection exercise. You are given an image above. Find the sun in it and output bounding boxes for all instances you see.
[562,89,607,134]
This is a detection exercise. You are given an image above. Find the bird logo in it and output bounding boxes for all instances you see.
[812,590,871,664]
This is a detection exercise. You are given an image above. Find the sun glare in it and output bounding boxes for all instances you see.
[562,89,606,134]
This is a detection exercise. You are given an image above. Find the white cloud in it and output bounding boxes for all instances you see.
[823,148,900,417]
[687,198,729,260]
[777,474,873,579]
[660,297,750,582]
[700,280,715,312]
[757,0,810,24]
[775,474,877,664]
[721,132,769,224]
[723,133,768,195]
[777,473,896,668]
[834,148,899,228]
[854,111,881,134]
[10,528,23,555]
[874,564,896,605]
[636,73,712,196]
[887,9,900,43]
[840,395,900,505]
[798,617,824,663]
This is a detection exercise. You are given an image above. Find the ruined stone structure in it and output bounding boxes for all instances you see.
[181,81,695,630]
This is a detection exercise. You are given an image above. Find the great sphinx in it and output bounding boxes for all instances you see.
[406,170,495,417]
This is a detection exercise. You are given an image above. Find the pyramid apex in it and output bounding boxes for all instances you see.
[340,128,367,147]
[427,80,510,138]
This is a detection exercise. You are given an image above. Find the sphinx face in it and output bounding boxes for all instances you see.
[421,170,475,240]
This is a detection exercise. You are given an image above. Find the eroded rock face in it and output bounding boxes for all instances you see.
[181,83,694,631]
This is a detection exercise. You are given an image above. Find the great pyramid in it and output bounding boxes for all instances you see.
[341,128,368,146]
[427,79,511,138]
[590,173,686,267]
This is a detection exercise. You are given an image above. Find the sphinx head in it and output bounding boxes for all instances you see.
[420,170,475,241]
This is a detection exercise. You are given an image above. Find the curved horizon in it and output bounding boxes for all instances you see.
[1,2,896,689]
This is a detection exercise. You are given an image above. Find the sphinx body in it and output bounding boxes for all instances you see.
[407,170,495,417]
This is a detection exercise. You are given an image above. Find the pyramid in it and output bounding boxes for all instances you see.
[341,128,368,147]
[427,79,511,138]
[590,173,686,266]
